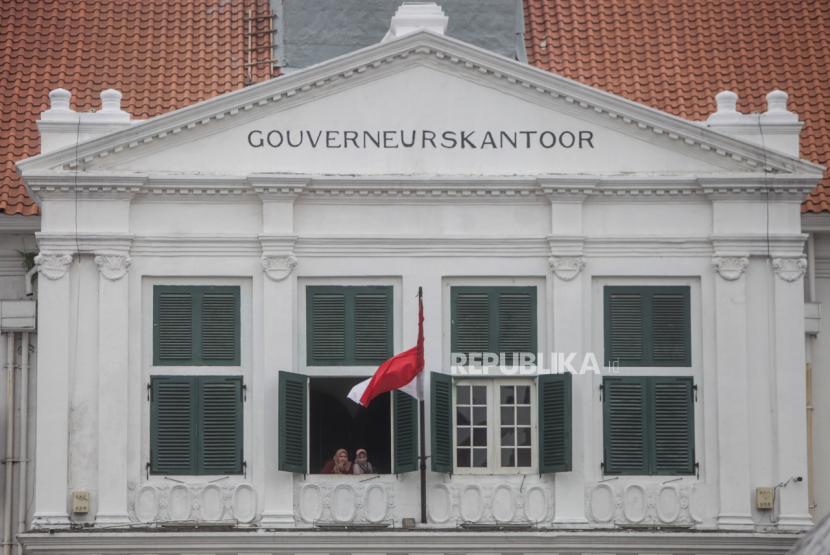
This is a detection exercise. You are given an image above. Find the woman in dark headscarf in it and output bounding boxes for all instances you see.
[321,448,352,474]
[352,448,374,474]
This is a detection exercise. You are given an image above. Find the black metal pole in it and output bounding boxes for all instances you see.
[419,398,427,524]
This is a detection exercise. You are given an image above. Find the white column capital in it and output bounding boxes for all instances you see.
[772,257,807,282]
[94,254,131,281]
[712,256,749,281]
[548,256,585,281]
[261,253,297,282]
[34,253,73,280]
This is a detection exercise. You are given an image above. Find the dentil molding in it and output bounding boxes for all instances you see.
[772,257,807,282]
[548,256,585,281]
[34,253,73,280]
[94,255,131,281]
[261,254,298,281]
[712,256,749,281]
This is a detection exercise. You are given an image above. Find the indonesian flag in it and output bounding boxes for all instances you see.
[347,289,425,407]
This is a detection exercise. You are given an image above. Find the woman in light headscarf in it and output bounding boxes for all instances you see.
[352,448,374,474]
[321,448,352,474]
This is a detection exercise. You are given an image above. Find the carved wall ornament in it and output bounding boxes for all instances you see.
[262,253,298,281]
[712,256,749,281]
[772,257,807,282]
[34,253,73,280]
[94,254,131,281]
[548,256,585,281]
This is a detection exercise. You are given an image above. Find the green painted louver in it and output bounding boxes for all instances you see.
[153,286,240,366]
[151,375,242,475]
[306,286,392,366]
[451,286,537,365]
[393,390,418,473]
[278,371,308,473]
[604,286,690,367]
[603,376,695,475]
[430,372,452,473]
[538,372,572,473]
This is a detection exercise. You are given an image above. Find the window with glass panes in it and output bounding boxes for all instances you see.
[455,383,488,468]
[499,384,532,468]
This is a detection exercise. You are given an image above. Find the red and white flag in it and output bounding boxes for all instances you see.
[347,289,424,407]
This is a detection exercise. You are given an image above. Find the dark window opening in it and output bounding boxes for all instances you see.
[309,377,391,474]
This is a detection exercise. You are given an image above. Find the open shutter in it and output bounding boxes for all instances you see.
[278,371,308,473]
[353,288,393,365]
[307,287,347,365]
[451,288,491,360]
[154,287,195,365]
[651,288,691,366]
[198,376,243,474]
[603,376,649,475]
[151,376,197,474]
[430,372,452,473]
[604,287,644,366]
[538,372,572,473]
[496,288,536,366]
[652,377,694,474]
[393,390,418,473]
[200,288,240,365]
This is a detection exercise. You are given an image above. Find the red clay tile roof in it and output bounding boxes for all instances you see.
[524,0,830,213]
[1,0,276,215]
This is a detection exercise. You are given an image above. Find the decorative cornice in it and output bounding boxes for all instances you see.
[261,254,298,281]
[712,256,749,281]
[36,234,133,255]
[548,256,585,281]
[34,253,73,280]
[772,257,807,282]
[94,255,131,281]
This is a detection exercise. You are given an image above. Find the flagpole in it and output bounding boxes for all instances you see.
[418,286,427,524]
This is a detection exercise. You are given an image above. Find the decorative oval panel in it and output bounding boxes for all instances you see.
[331,484,357,523]
[459,485,484,523]
[168,485,192,521]
[657,486,680,523]
[428,484,452,524]
[134,485,158,523]
[588,484,614,523]
[622,484,647,523]
[299,484,323,523]
[364,485,388,523]
[200,484,225,521]
[232,484,257,523]
[524,486,548,523]
[491,485,515,523]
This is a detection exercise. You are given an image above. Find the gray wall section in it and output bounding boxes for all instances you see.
[275,0,520,70]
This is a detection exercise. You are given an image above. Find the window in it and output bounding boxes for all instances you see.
[150,376,243,475]
[451,286,536,366]
[306,286,393,366]
[153,285,240,366]
[603,376,695,475]
[604,286,690,367]
[431,372,571,475]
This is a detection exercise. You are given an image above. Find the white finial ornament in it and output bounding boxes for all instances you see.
[383,2,448,42]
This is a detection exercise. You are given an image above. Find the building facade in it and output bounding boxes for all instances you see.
[8,5,826,553]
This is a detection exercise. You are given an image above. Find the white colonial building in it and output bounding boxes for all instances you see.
[6,4,826,553]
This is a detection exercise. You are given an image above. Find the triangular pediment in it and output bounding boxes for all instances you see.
[17,31,823,179]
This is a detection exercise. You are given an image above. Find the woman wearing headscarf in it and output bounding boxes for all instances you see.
[351,448,374,474]
[321,448,352,474]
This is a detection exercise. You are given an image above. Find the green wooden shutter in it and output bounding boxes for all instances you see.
[652,377,695,474]
[430,372,452,473]
[200,288,241,365]
[604,288,644,366]
[393,390,418,473]
[651,289,691,366]
[451,289,491,360]
[198,376,243,475]
[353,288,393,365]
[603,376,649,475]
[151,376,197,474]
[538,372,572,473]
[278,371,308,473]
[496,288,537,366]
[307,287,347,365]
[154,287,195,365]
